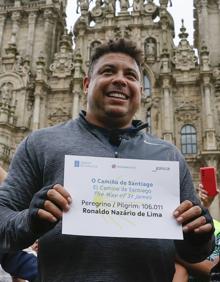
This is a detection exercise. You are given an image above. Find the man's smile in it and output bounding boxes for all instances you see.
[106,92,129,100]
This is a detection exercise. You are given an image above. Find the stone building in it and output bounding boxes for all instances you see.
[0,0,220,217]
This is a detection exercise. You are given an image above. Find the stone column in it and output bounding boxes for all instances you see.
[203,78,217,150]
[160,16,168,54]
[32,89,42,131]
[72,50,83,118]
[0,15,6,53]
[32,55,46,130]
[162,78,173,142]
[11,11,21,44]
[200,0,209,46]
[27,12,37,61]
[43,9,54,66]
[204,84,214,129]
[51,21,57,61]
[72,91,80,119]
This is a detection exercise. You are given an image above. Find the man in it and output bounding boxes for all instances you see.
[0,39,215,282]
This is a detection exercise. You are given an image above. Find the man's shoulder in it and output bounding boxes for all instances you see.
[140,132,185,162]
[143,133,178,150]
[31,119,76,137]
[25,119,79,148]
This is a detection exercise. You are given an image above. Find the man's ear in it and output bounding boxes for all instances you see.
[83,76,90,96]
[140,85,143,98]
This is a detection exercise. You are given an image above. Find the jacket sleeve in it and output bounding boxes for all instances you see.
[174,153,215,263]
[0,135,42,252]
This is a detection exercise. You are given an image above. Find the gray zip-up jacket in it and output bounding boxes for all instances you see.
[0,112,214,282]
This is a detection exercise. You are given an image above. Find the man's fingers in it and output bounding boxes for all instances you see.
[33,184,72,225]
[182,215,206,232]
[194,223,213,233]
[37,208,58,223]
[173,200,194,217]
[175,205,202,224]
[47,185,71,212]
[53,184,72,204]
[173,200,213,234]
[44,200,63,219]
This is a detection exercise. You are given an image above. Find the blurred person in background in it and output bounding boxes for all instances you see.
[0,166,38,282]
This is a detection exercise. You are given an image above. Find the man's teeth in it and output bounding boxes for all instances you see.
[108,92,127,99]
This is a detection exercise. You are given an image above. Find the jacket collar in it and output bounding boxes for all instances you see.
[79,111,148,146]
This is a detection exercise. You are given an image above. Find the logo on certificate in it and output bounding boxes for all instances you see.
[74,160,80,167]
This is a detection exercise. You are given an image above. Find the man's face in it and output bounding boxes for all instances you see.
[83,52,142,128]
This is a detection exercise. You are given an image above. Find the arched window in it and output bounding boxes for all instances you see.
[143,74,151,97]
[181,125,197,154]
[90,41,101,58]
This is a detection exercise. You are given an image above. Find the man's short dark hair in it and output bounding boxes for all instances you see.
[88,38,143,77]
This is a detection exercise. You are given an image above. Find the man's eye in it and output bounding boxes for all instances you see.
[126,73,138,80]
[101,69,113,74]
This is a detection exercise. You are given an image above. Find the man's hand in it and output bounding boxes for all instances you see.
[37,184,72,223]
[173,200,213,234]
[29,184,72,234]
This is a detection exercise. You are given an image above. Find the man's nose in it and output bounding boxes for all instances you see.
[112,73,127,87]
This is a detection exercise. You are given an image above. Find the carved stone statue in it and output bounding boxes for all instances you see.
[76,0,90,14]
[76,0,81,14]
[90,41,101,58]
[95,0,103,7]
[91,0,103,18]
[104,0,115,13]
[119,0,130,11]
[145,38,156,57]
[133,0,144,11]
[0,82,13,104]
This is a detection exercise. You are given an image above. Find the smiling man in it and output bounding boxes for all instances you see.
[0,39,215,282]
[84,51,142,128]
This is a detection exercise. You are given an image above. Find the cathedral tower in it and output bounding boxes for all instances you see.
[194,0,220,66]
[0,0,66,165]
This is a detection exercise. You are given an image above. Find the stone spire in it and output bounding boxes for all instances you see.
[173,20,197,71]
[50,29,74,78]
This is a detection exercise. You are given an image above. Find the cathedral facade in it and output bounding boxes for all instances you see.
[0,0,220,217]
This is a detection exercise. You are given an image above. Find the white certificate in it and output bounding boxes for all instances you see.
[62,155,183,240]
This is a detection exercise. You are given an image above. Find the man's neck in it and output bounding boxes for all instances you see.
[84,113,132,130]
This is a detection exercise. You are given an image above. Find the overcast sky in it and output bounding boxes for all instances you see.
[66,0,194,46]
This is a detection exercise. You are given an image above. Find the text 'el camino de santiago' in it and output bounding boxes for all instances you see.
[81,177,163,218]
